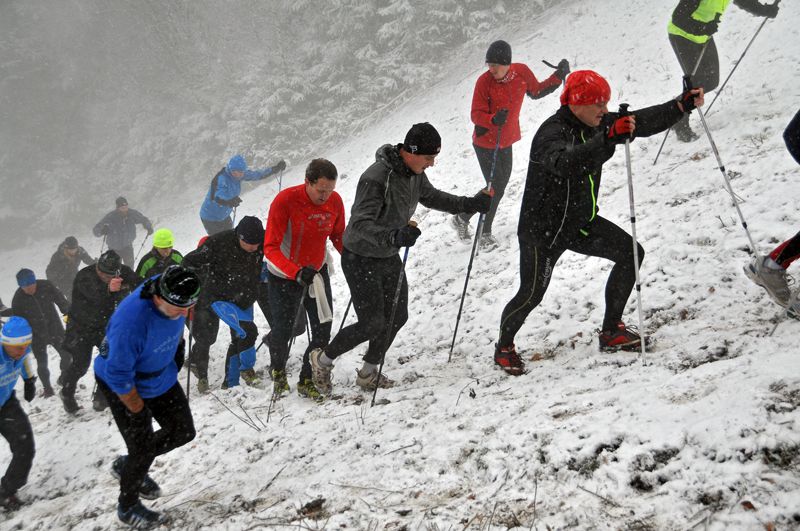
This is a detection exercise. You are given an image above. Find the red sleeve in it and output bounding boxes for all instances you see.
[329,193,345,254]
[470,74,494,129]
[263,191,300,279]
[520,64,561,96]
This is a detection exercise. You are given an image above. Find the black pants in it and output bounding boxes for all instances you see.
[111,245,135,268]
[201,217,233,236]
[61,326,104,398]
[0,394,35,497]
[773,230,800,268]
[326,249,408,364]
[499,216,644,347]
[670,34,719,134]
[189,301,260,382]
[96,378,195,508]
[30,331,68,389]
[266,267,333,381]
[459,144,513,234]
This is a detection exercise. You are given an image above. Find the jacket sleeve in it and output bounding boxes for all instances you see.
[130,210,153,232]
[348,178,396,247]
[43,280,70,315]
[93,212,113,237]
[418,175,472,215]
[243,167,274,182]
[103,321,140,395]
[734,0,771,16]
[45,255,60,283]
[330,195,346,254]
[632,100,685,138]
[22,355,35,380]
[470,75,494,130]
[122,267,142,290]
[11,290,28,319]
[522,64,561,100]
[672,0,708,34]
[783,109,800,165]
[79,248,96,265]
[535,119,616,178]
[264,193,300,279]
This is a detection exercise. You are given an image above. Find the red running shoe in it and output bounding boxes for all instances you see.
[598,321,650,352]
[494,344,524,376]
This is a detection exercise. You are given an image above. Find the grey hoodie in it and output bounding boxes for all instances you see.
[343,144,477,258]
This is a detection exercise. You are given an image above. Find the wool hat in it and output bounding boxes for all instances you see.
[227,154,247,173]
[485,40,512,65]
[97,250,122,274]
[560,70,611,106]
[64,236,79,249]
[1,316,33,346]
[152,228,174,249]
[403,123,441,155]
[116,196,128,208]
[235,216,264,245]
[16,268,36,288]
[158,265,201,308]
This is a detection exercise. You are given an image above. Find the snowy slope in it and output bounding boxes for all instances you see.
[2,0,800,529]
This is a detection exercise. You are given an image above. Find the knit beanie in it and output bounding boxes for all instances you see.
[485,40,512,65]
[560,70,611,106]
[227,154,247,173]
[235,216,264,245]
[1,316,33,345]
[403,123,441,155]
[152,228,175,249]
[16,269,36,287]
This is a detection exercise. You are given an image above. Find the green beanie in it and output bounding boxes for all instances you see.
[153,228,175,249]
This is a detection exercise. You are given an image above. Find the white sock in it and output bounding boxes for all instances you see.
[764,257,784,270]
[320,353,334,367]
[360,362,378,374]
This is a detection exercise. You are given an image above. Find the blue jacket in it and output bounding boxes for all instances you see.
[0,345,34,406]
[93,281,184,399]
[199,166,273,221]
[93,209,153,250]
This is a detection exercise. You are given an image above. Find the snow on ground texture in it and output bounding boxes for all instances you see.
[2,0,800,529]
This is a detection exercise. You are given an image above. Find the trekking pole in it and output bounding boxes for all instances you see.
[619,104,648,362]
[371,224,415,408]
[338,298,352,333]
[692,75,759,255]
[133,235,148,263]
[99,233,107,256]
[278,169,284,192]
[653,40,711,166]
[232,206,238,227]
[287,288,308,351]
[704,15,771,116]
[448,127,503,362]
[186,310,194,403]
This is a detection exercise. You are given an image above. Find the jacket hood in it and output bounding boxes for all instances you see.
[375,144,410,176]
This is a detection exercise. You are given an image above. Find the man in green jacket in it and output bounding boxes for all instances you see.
[135,228,183,279]
[668,0,778,141]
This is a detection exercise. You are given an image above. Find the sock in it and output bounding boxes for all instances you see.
[360,362,378,374]
[320,353,334,367]
[763,257,784,270]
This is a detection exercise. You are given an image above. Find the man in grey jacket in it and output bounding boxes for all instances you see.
[93,197,154,267]
[310,122,492,393]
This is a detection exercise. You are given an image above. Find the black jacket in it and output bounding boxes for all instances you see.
[46,243,95,301]
[343,143,480,258]
[11,280,69,343]
[182,230,262,308]
[519,101,684,247]
[67,264,139,334]
[92,209,153,250]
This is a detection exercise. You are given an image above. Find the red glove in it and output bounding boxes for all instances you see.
[607,116,635,144]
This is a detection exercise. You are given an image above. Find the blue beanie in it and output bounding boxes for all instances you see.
[227,155,247,173]
[16,268,36,287]
[1,316,33,345]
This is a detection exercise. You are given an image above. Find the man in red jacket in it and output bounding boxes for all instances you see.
[452,40,569,249]
[263,159,345,401]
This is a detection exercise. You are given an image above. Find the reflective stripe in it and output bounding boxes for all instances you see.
[668,0,731,44]
[579,131,598,224]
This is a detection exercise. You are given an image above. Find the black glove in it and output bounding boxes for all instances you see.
[554,58,570,81]
[221,196,242,208]
[389,225,422,248]
[272,160,287,173]
[466,190,493,214]
[101,224,110,236]
[296,266,317,287]
[755,2,779,18]
[491,108,509,126]
[146,226,154,236]
[24,377,36,402]
[702,14,721,35]
[678,88,699,113]
[174,338,185,371]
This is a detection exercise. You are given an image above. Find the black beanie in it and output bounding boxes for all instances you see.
[485,40,511,65]
[97,250,122,274]
[235,216,264,245]
[116,196,128,207]
[403,123,441,155]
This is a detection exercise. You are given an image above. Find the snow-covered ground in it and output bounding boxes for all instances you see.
[2,0,800,529]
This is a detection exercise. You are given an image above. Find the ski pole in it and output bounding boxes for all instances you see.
[186,310,194,403]
[287,288,308,352]
[338,298,352,333]
[278,169,284,192]
[232,206,238,227]
[619,104,648,362]
[133,234,149,263]
[448,126,503,362]
[653,40,710,166]
[371,225,415,408]
[704,14,771,116]
[693,76,759,255]
[99,233,107,256]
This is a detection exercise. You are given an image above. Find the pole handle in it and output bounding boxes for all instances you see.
[618,103,630,117]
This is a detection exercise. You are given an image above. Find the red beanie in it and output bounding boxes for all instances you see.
[560,70,611,106]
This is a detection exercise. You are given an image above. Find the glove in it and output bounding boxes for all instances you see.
[296,266,317,287]
[467,189,493,214]
[272,160,287,173]
[24,377,36,402]
[101,224,110,236]
[174,338,185,371]
[554,58,570,81]
[230,196,243,207]
[63,314,69,324]
[678,87,701,113]
[756,2,778,18]
[146,227,154,236]
[491,108,509,126]
[606,115,636,144]
[389,225,422,248]
[701,14,721,35]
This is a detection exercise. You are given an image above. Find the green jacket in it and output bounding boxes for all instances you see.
[668,0,732,43]
[136,248,183,279]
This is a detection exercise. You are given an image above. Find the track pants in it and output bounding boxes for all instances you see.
[770,230,800,269]
[458,144,513,234]
[0,394,34,497]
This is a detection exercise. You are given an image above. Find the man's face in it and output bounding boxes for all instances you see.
[238,238,260,253]
[156,247,172,258]
[96,267,116,284]
[401,150,438,175]
[487,63,510,81]
[305,177,336,206]
[64,247,78,258]
[21,284,37,296]
[3,343,29,360]
[154,295,194,320]
[570,102,609,127]
[117,205,129,216]
[231,170,245,180]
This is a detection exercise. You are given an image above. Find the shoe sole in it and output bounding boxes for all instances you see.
[494,362,524,376]
[744,264,791,308]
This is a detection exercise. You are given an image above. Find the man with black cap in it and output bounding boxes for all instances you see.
[452,40,568,249]
[94,265,199,528]
[11,268,70,397]
[93,197,154,267]
[46,236,95,303]
[59,250,140,413]
[309,123,492,394]
[182,216,265,392]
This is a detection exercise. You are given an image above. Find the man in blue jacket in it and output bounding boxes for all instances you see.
[93,197,154,267]
[199,154,286,235]
[0,317,37,511]
[94,265,200,528]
